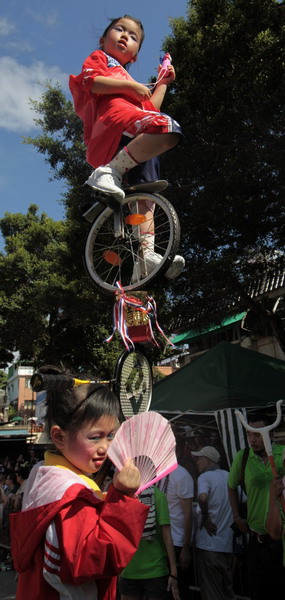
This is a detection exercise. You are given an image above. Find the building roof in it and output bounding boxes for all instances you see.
[172,265,285,334]
[0,428,29,441]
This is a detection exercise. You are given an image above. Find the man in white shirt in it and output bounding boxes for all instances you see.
[158,462,194,599]
[192,446,235,600]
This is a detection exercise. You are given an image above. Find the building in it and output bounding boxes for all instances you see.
[5,364,35,418]
[167,266,285,368]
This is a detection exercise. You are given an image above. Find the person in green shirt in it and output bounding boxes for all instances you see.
[265,449,285,567]
[119,485,180,600]
[228,413,285,600]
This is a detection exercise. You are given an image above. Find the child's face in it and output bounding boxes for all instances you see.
[59,415,119,474]
[100,18,141,66]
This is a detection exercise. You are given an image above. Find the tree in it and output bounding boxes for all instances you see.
[159,0,285,350]
[0,370,7,390]
[0,349,14,369]
[0,203,168,375]
[0,205,124,376]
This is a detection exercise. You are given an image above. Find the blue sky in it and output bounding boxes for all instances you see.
[0,0,187,247]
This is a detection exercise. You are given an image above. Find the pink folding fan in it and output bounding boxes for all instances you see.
[107,411,177,494]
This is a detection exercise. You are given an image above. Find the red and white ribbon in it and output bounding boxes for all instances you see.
[105,282,175,351]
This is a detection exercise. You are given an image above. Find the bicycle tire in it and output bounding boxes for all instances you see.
[114,346,152,418]
[83,192,181,295]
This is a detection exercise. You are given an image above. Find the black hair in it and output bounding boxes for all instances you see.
[17,466,30,480]
[248,413,272,426]
[101,15,145,50]
[6,471,17,485]
[39,366,121,437]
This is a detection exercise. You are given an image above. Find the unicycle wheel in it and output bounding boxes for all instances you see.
[83,192,181,295]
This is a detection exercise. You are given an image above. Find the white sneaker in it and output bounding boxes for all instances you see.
[165,255,185,279]
[85,165,125,200]
[131,251,185,283]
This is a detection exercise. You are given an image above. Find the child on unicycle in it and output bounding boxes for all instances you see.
[70,14,184,281]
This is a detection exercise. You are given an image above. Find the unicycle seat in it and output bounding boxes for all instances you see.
[124,180,168,195]
[83,181,169,223]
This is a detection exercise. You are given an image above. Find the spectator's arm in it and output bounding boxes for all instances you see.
[179,497,192,569]
[228,486,248,533]
[161,524,180,600]
[198,492,217,536]
[266,477,284,540]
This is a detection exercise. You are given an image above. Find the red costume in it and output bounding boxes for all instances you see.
[69,50,179,168]
[10,453,148,600]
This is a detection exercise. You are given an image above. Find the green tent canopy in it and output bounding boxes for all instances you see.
[172,313,246,345]
[151,341,285,413]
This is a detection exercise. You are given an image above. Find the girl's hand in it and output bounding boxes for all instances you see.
[126,82,152,102]
[167,576,180,600]
[157,64,176,85]
[113,458,140,496]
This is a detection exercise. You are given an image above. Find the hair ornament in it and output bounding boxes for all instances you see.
[30,372,112,392]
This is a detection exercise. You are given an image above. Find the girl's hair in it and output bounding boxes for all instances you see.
[102,15,145,50]
[39,366,121,437]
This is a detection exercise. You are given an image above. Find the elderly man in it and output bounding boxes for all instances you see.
[192,446,235,600]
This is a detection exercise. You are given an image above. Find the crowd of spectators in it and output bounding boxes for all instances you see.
[0,448,42,567]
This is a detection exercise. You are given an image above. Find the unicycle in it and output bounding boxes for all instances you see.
[83,180,181,295]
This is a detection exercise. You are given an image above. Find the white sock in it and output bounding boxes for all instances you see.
[109,147,138,174]
[140,232,155,253]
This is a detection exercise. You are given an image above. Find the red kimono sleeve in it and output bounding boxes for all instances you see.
[69,51,108,120]
[56,484,148,585]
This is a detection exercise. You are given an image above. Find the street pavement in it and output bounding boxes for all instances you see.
[0,569,17,600]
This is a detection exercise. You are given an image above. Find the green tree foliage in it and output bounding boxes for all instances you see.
[0,370,7,389]
[159,0,285,349]
[0,205,124,376]
[0,349,14,369]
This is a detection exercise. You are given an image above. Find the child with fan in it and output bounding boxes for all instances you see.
[69,14,185,281]
[9,367,149,600]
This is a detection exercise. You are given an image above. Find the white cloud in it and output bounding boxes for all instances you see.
[26,8,58,28]
[0,16,32,52]
[0,17,16,36]
[0,56,68,132]
[0,39,33,53]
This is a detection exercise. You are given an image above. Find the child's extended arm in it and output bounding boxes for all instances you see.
[150,64,176,111]
[91,77,151,102]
